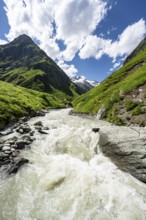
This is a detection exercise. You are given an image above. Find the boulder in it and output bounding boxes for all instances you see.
[99,126,146,183]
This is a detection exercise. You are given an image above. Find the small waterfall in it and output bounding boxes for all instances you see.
[0,109,146,220]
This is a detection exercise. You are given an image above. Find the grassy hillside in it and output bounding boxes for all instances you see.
[73,42,146,126]
[0,81,65,128]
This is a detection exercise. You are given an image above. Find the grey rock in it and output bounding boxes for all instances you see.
[8,158,29,174]
[2,146,11,151]
[34,121,43,126]
[22,135,33,142]
[42,127,49,130]
[0,129,13,136]
[38,130,48,135]
[34,125,42,131]
[4,140,15,145]
[92,128,100,133]
[99,126,146,183]
[16,140,30,149]
[4,151,11,155]
[30,131,35,136]
[33,111,45,117]
[96,105,106,120]
[16,124,31,134]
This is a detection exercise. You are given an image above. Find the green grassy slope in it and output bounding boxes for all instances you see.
[0,80,65,128]
[73,42,146,126]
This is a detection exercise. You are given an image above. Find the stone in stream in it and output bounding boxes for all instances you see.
[32,111,45,117]
[8,158,29,174]
[16,140,30,149]
[22,135,33,142]
[92,128,100,133]
[34,125,42,131]
[30,131,35,136]
[0,129,13,136]
[38,130,48,135]
[4,140,15,145]
[4,151,12,155]
[34,121,43,126]
[2,146,11,151]
[16,124,31,134]
[42,127,49,130]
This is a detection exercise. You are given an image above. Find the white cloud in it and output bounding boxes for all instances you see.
[109,61,121,72]
[0,39,8,45]
[3,0,108,61]
[57,60,78,78]
[3,1,146,80]
[79,19,146,60]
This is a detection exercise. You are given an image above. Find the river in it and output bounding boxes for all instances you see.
[0,109,146,220]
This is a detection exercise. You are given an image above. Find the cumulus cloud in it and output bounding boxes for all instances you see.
[57,60,78,78]
[3,0,108,77]
[3,1,146,78]
[79,19,146,61]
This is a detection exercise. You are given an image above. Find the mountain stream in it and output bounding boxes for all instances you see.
[0,109,146,220]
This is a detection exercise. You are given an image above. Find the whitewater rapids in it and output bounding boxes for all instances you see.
[0,109,146,220]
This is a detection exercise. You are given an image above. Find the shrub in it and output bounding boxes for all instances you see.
[125,99,138,111]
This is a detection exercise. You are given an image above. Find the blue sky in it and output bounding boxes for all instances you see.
[0,0,146,82]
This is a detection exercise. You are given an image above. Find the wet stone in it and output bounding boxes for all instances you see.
[42,127,49,130]
[2,146,11,151]
[30,131,35,136]
[34,121,43,126]
[92,128,100,133]
[4,140,15,145]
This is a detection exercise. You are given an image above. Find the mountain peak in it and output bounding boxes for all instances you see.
[12,34,35,46]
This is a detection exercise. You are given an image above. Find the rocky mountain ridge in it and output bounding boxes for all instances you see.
[72,76,99,94]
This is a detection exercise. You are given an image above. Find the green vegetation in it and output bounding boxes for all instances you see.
[73,39,146,125]
[125,100,138,111]
[0,80,65,128]
[0,34,79,105]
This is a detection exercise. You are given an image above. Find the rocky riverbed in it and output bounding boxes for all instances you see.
[0,112,49,175]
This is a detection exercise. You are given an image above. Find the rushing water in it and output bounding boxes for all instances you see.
[0,109,146,220]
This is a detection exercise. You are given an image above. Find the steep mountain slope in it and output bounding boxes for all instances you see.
[0,34,79,101]
[73,38,146,126]
[0,80,65,128]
